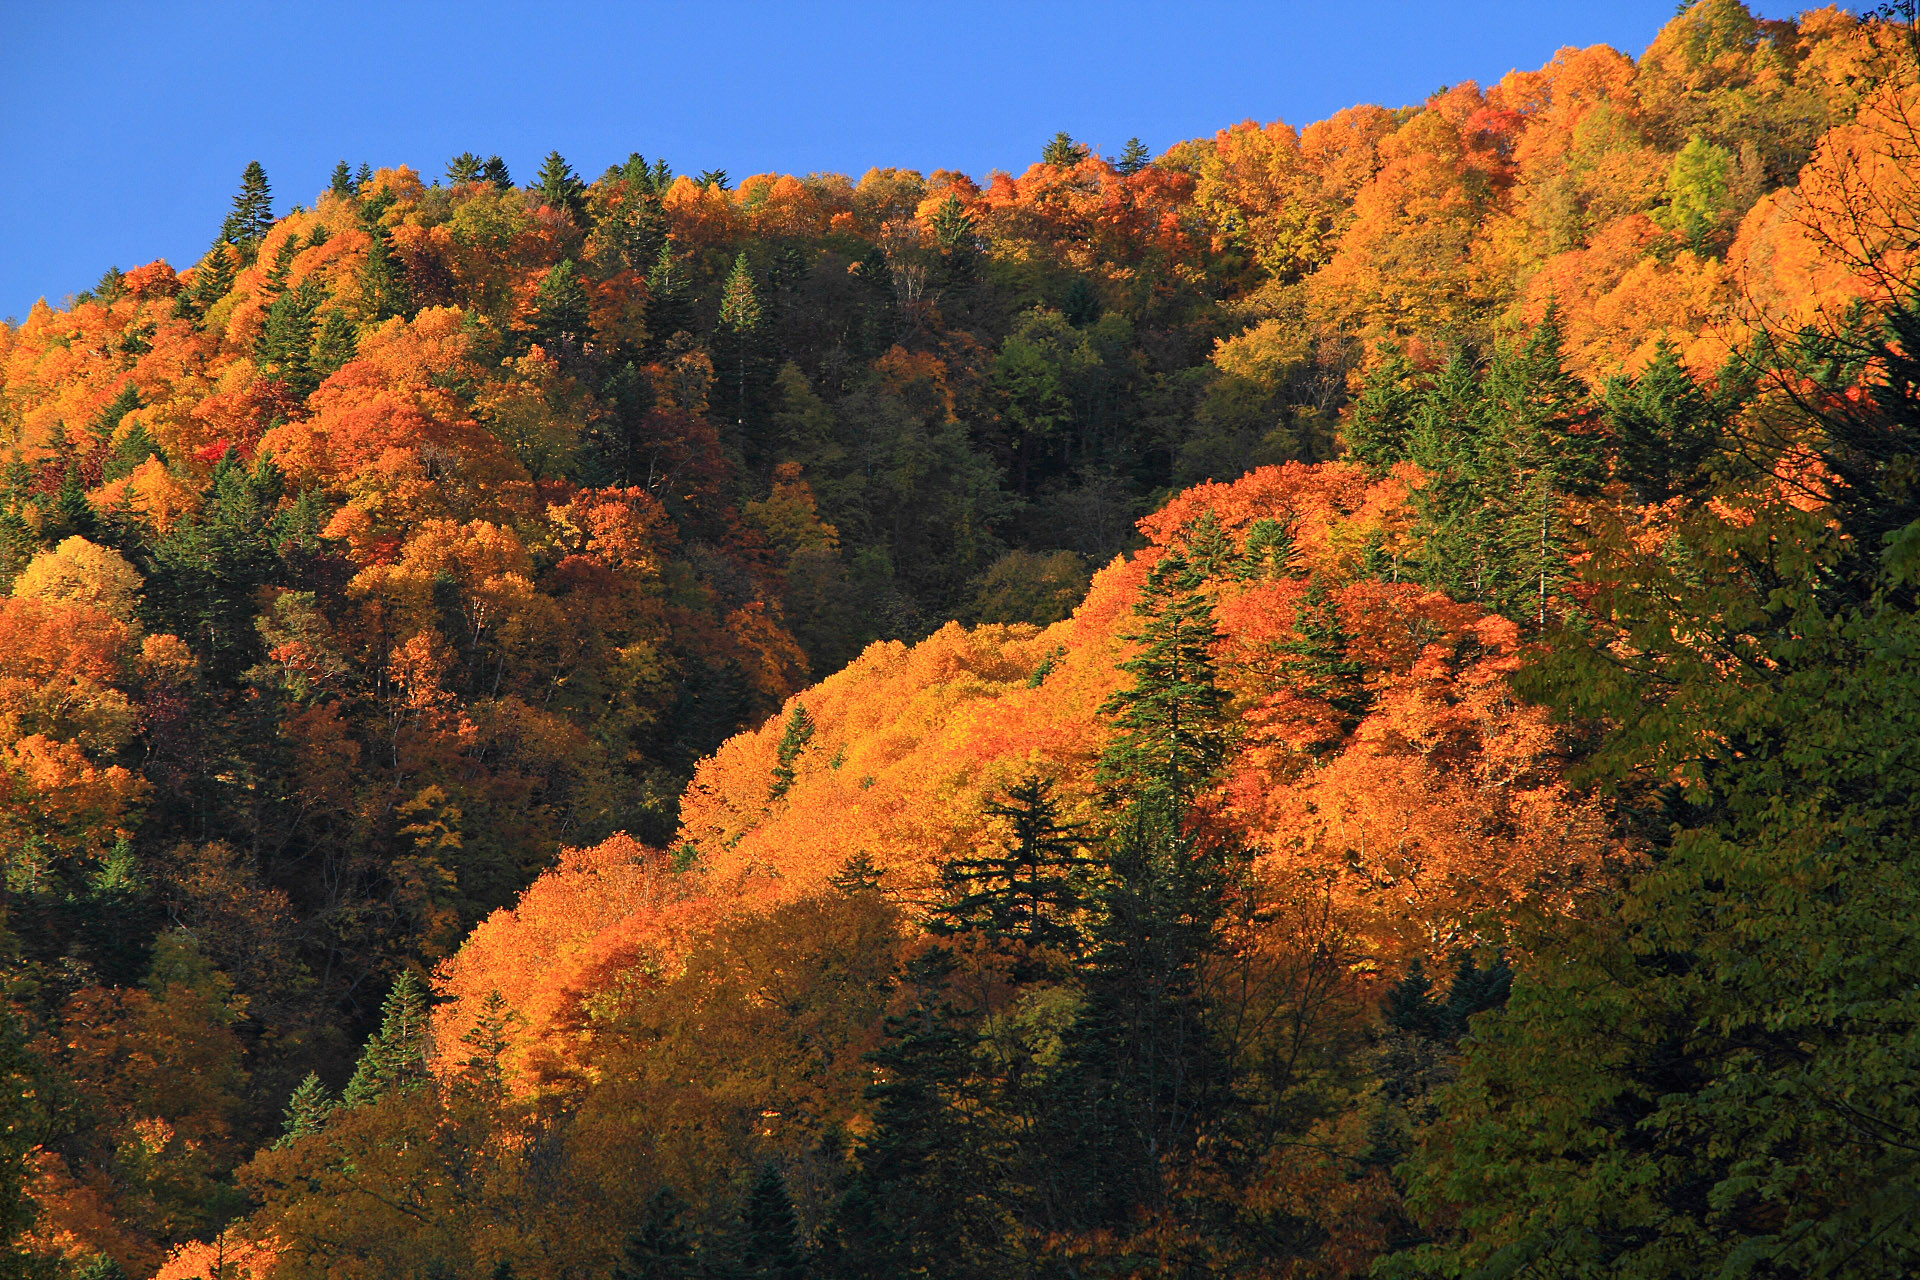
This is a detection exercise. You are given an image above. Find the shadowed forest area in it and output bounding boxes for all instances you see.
[5,2,1920,1275]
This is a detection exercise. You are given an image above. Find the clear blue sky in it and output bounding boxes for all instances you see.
[1,1,1792,320]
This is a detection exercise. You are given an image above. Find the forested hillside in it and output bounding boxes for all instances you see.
[4,2,1920,1276]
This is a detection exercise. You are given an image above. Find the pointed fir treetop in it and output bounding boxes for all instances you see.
[535,150,589,223]
[341,969,432,1108]
[221,161,275,248]
[480,154,512,189]
[328,159,356,199]
[1116,136,1154,175]
[274,1071,336,1148]
[1096,540,1231,810]
[738,1163,806,1280]
[531,258,591,349]
[445,151,485,185]
[718,252,763,333]
[767,701,814,800]
[1041,131,1091,168]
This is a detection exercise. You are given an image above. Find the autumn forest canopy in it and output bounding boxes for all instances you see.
[8,2,1920,1276]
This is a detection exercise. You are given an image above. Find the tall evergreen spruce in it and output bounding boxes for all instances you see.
[341,970,432,1108]
[824,949,1007,1280]
[717,252,764,434]
[613,1188,703,1280]
[1115,136,1153,175]
[220,161,275,253]
[767,703,814,801]
[530,258,590,350]
[646,241,694,350]
[1040,533,1242,1231]
[535,150,590,225]
[274,1072,336,1148]
[1095,543,1231,809]
[357,223,408,323]
[736,1163,806,1280]
[935,775,1089,952]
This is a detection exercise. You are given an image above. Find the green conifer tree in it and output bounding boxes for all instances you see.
[1095,543,1231,809]
[935,775,1090,951]
[257,277,324,396]
[191,238,236,313]
[613,1187,703,1280]
[824,948,1008,1280]
[1605,338,1720,500]
[341,970,432,1108]
[88,383,140,443]
[530,258,591,349]
[445,152,485,185]
[717,252,764,429]
[535,150,589,224]
[274,1072,336,1148]
[1115,136,1153,175]
[480,155,512,189]
[1041,131,1090,168]
[767,703,815,801]
[220,161,275,254]
[328,159,356,199]
[1281,574,1371,727]
[737,1163,806,1280]
[1346,343,1422,468]
[646,240,694,350]
[357,224,409,324]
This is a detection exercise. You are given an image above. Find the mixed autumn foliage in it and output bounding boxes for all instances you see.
[5,2,1920,1276]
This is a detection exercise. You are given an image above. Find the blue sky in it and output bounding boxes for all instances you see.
[1,1,1792,319]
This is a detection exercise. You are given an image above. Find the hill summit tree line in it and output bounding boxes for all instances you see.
[4,2,1920,1275]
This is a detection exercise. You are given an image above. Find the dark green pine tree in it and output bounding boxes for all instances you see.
[219,161,275,254]
[1605,338,1721,501]
[147,452,287,680]
[88,383,140,444]
[341,970,433,1108]
[716,252,764,432]
[1281,574,1371,729]
[1095,542,1231,810]
[357,224,409,324]
[354,161,374,191]
[535,150,590,225]
[1481,304,1601,625]
[445,151,485,185]
[0,506,37,592]
[935,775,1090,952]
[530,258,591,350]
[257,277,325,397]
[1115,136,1153,175]
[480,155,512,189]
[52,464,98,541]
[767,703,815,801]
[929,195,978,301]
[310,307,359,382]
[614,1187,703,1280]
[190,238,236,313]
[1041,131,1090,168]
[328,159,357,199]
[822,948,1007,1280]
[1345,342,1423,469]
[1404,350,1501,601]
[736,1164,806,1280]
[273,1071,336,1148]
[1182,509,1240,579]
[646,240,694,350]
[260,232,300,298]
[1039,532,1243,1231]
[1239,516,1294,580]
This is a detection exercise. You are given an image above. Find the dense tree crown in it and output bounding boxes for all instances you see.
[2,3,1919,1277]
